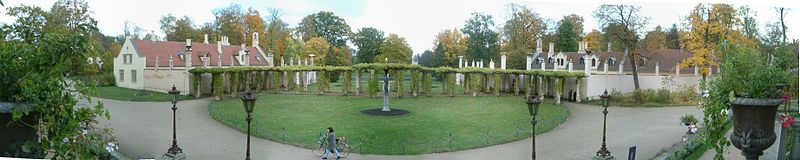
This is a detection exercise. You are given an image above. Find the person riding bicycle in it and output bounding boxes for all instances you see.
[323,127,341,159]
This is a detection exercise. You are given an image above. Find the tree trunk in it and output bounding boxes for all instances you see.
[628,48,641,90]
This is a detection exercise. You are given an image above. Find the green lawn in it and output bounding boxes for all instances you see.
[92,86,193,102]
[209,94,569,155]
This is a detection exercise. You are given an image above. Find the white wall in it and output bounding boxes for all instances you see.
[113,38,145,90]
[565,74,701,100]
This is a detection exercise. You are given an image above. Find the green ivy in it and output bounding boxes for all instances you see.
[341,71,352,95]
[229,71,239,97]
[368,70,380,97]
[494,74,502,96]
[393,70,405,98]
[410,70,419,96]
[271,71,281,92]
[212,73,224,99]
[192,74,201,97]
[317,71,330,94]
[422,72,432,95]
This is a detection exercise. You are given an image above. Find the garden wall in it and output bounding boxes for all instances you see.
[571,74,701,100]
[143,69,211,94]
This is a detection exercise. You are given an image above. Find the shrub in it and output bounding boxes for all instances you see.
[677,85,697,102]
[609,89,624,103]
[410,70,419,95]
[656,88,672,103]
[493,74,502,95]
[680,114,698,125]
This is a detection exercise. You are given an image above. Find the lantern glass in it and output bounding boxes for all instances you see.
[242,92,256,113]
[168,85,180,104]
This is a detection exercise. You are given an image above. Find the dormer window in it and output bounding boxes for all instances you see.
[591,58,597,67]
[579,57,585,64]
[607,58,616,66]
[548,57,553,64]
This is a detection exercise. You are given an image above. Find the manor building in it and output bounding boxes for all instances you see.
[113,33,272,93]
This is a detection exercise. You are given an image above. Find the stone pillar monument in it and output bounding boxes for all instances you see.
[501,54,507,69]
[655,62,660,76]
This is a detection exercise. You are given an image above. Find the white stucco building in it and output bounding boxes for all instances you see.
[113,33,272,94]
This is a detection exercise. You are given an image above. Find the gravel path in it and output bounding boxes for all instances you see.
[90,97,701,160]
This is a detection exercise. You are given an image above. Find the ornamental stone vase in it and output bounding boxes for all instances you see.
[729,97,782,160]
[0,102,39,158]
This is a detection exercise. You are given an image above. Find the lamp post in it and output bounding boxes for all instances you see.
[594,89,613,159]
[241,91,257,160]
[161,85,186,160]
[526,93,541,160]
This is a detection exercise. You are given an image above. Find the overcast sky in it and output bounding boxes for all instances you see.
[1,0,797,54]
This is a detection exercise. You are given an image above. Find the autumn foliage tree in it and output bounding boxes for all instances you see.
[433,29,468,67]
[679,4,758,80]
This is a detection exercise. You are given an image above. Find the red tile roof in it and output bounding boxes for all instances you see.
[131,39,268,67]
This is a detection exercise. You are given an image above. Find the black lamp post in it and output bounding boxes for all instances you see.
[241,91,257,160]
[526,93,541,160]
[164,85,185,158]
[594,89,613,159]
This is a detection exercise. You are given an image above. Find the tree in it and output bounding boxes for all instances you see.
[417,50,437,67]
[265,11,290,65]
[501,4,546,69]
[641,26,667,50]
[212,4,245,44]
[560,14,585,38]
[2,4,110,159]
[351,27,385,63]
[666,24,681,49]
[243,8,266,46]
[433,29,468,67]
[302,37,331,65]
[461,12,500,62]
[776,7,789,43]
[555,20,578,52]
[680,4,757,80]
[584,29,603,51]
[594,4,650,89]
[297,11,351,48]
[376,34,413,64]
[159,14,202,41]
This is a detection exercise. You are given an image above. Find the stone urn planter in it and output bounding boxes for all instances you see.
[0,102,39,158]
[729,97,783,160]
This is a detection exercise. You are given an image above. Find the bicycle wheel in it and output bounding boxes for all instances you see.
[311,142,326,157]
[337,143,351,157]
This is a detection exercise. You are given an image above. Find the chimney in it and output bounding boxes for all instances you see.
[607,43,612,52]
[252,32,259,47]
[536,38,542,53]
[578,40,585,53]
[548,43,554,53]
[185,39,192,69]
[204,34,209,44]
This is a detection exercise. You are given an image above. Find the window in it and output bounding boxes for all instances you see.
[592,59,597,67]
[131,70,137,83]
[123,54,133,64]
[579,58,585,64]
[119,70,124,82]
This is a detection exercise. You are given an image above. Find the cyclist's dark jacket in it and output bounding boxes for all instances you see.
[327,132,337,150]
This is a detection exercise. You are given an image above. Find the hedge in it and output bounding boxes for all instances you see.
[189,63,586,97]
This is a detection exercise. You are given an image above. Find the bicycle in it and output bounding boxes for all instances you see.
[312,133,352,158]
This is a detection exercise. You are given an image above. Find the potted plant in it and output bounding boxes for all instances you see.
[680,114,698,134]
[712,46,790,160]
